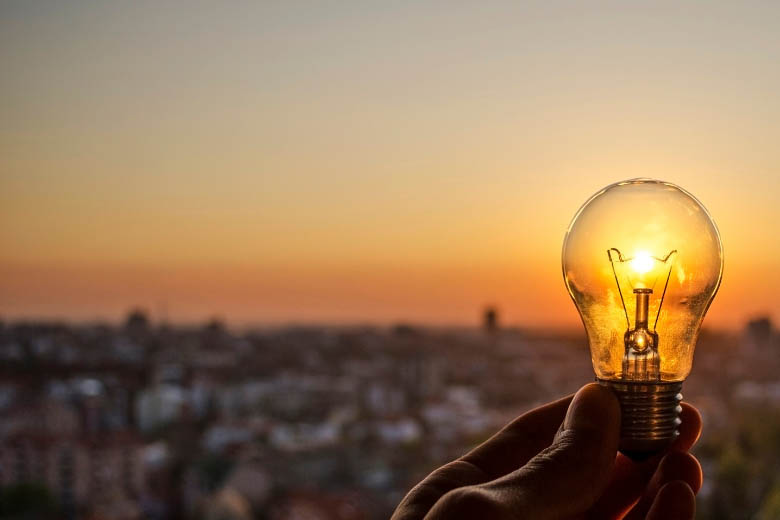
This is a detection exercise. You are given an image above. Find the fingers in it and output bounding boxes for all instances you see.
[392,393,573,520]
[645,481,696,520]
[424,487,514,519]
[585,401,703,519]
[460,393,573,480]
[623,451,702,520]
[396,389,704,520]
[672,403,702,452]
[466,384,620,519]
[391,460,489,520]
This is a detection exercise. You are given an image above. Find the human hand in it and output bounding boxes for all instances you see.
[392,383,702,520]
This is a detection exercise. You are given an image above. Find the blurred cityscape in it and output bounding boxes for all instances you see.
[0,310,778,520]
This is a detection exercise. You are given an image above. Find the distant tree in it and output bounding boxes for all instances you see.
[697,405,780,519]
[708,447,753,519]
[197,454,235,492]
[757,482,780,520]
[0,482,59,519]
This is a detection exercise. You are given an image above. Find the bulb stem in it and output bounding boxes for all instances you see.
[633,288,651,329]
[598,379,683,460]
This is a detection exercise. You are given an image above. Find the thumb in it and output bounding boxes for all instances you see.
[480,383,621,518]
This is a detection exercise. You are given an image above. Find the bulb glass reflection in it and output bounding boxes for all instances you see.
[562,179,723,383]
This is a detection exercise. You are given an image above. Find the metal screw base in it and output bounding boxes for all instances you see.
[598,379,683,461]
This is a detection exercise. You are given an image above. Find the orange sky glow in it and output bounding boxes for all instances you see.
[2,2,779,329]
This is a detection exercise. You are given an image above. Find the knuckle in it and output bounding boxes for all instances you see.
[410,460,488,499]
[432,487,509,519]
[437,460,489,485]
[547,429,604,466]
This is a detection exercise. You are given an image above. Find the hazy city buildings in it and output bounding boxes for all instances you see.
[0,313,777,519]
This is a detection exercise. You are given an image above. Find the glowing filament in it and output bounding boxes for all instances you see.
[630,251,654,274]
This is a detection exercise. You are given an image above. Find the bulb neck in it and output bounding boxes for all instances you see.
[597,379,683,460]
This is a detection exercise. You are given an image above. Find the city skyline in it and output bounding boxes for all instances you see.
[2,2,780,328]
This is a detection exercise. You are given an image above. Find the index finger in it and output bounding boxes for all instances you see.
[461,392,573,479]
[391,393,573,520]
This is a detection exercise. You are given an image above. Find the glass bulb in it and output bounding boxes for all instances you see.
[562,179,723,457]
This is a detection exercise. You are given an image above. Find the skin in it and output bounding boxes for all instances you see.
[392,383,703,520]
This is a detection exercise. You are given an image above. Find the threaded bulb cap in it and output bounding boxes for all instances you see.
[598,379,683,460]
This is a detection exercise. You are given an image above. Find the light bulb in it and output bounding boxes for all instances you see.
[562,179,723,458]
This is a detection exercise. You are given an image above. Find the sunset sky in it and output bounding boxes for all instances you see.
[2,1,779,328]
